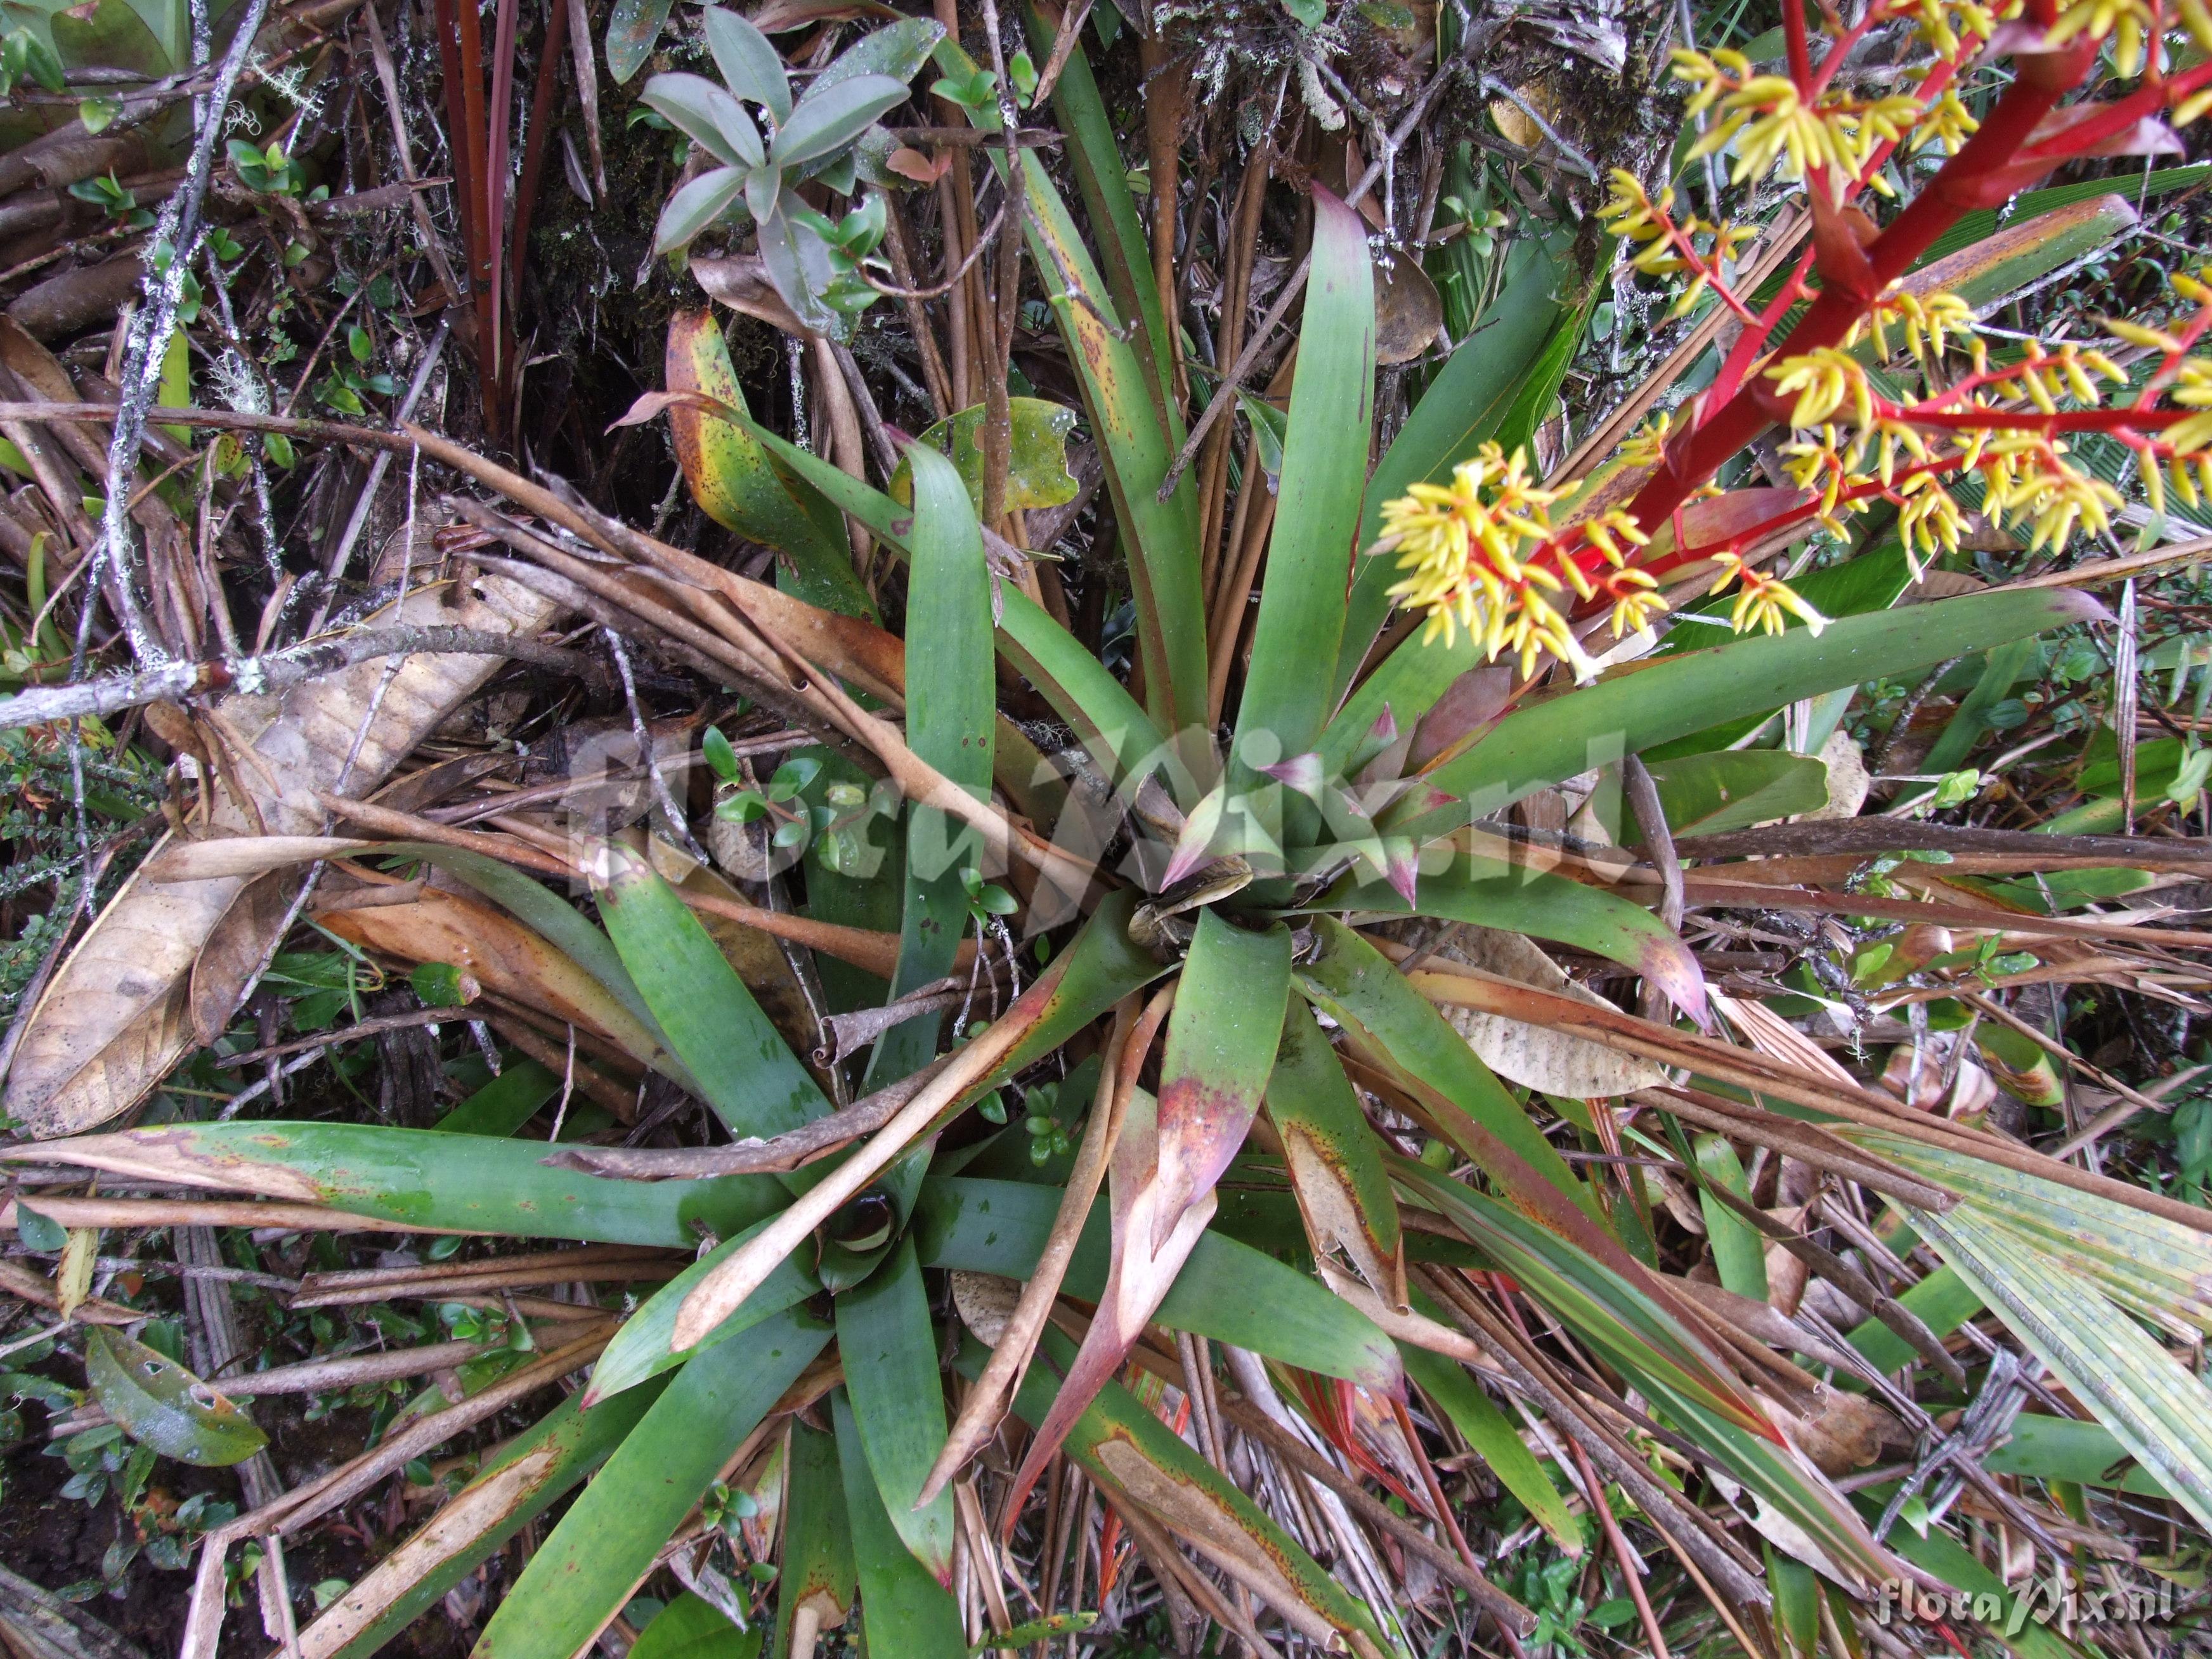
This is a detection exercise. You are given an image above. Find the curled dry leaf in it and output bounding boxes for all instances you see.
[949,1269,1018,1346]
[1436,927,1667,1097]
[3,569,561,1138]
[314,883,675,1076]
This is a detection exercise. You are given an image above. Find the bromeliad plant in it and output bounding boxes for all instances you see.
[18,1,2212,1655]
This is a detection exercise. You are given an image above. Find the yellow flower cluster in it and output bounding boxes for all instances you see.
[1376,446,1670,677]
[1986,340,2126,412]
[1975,434,2125,550]
[2105,269,2212,511]
[1863,289,1979,364]
[1892,0,2014,58]
[1596,174,1757,316]
[1674,49,1922,186]
[1707,553,1831,635]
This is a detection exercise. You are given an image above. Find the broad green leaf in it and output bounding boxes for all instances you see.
[1983,1414,2170,1497]
[432,1060,561,1138]
[1646,540,1917,663]
[1396,1326,1580,1549]
[1317,625,1480,780]
[641,73,762,168]
[1020,7,1176,424]
[664,309,875,620]
[1915,1204,2212,1533]
[319,1381,668,1659]
[916,1176,1400,1390]
[1296,917,1592,1218]
[1693,1134,1769,1299]
[1769,1547,1819,1659]
[1842,1265,1981,1377]
[7,1122,785,1246]
[474,1309,830,1659]
[1235,187,1374,770]
[586,1215,823,1403]
[667,394,1171,791]
[1396,589,2107,841]
[773,74,906,166]
[591,840,831,1154]
[1336,238,1569,704]
[973,1325,1388,1654]
[1323,853,1705,1020]
[630,1596,760,1659]
[157,329,189,444]
[1154,913,1294,1233]
[1858,1489,2087,1659]
[702,5,790,122]
[654,167,751,256]
[1842,1127,2212,1339]
[771,1422,854,1653]
[1016,146,1206,743]
[875,442,995,1088]
[1646,750,1833,838]
[832,1391,966,1656]
[1267,1001,1403,1304]
[84,1328,266,1466]
[604,0,674,82]
[815,16,942,93]
[1395,1161,1771,1440]
[994,586,1169,790]
[1919,164,2202,265]
[890,399,1080,515]
[836,1238,956,1580]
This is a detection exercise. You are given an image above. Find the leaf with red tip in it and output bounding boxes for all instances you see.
[1382,840,1421,909]
[1258,751,1324,802]
[1156,784,1225,890]
[1003,913,1291,1512]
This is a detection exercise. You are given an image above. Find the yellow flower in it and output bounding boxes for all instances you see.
[1896,472,1966,564]
[1769,347,1877,429]
[1868,287,1978,364]
[1910,88,1982,154]
[1707,554,1829,636]
[1597,565,1669,639]
[1380,444,1579,671]
[1979,436,2124,550]
[2045,0,2157,74]
[1617,410,1678,471]
[1895,0,2010,57]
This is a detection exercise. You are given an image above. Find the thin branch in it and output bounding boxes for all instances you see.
[0,626,597,731]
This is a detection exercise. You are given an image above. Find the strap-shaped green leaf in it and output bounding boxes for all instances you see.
[831,1390,966,1656]
[592,840,831,1155]
[1395,588,2107,842]
[6,1121,784,1246]
[1320,854,1705,1021]
[1235,186,1373,770]
[836,1237,957,1581]
[1916,1204,2212,1532]
[1296,916,1592,1218]
[916,1175,1400,1389]
[472,1307,831,1659]
[771,1422,854,1653]
[873,441,994,1087]
[1266,999,1402,1304]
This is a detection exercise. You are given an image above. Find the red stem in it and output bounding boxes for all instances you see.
[1614,46,2091,544]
